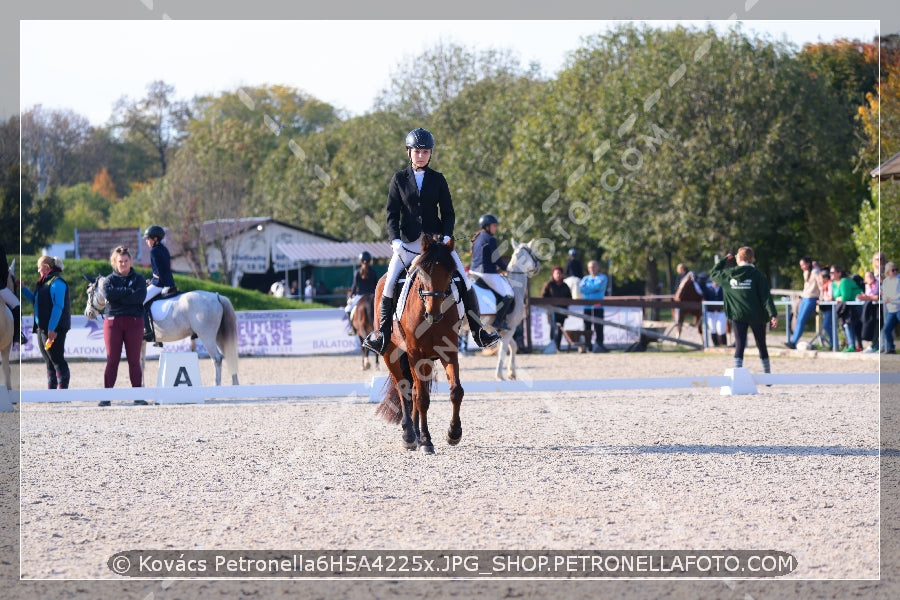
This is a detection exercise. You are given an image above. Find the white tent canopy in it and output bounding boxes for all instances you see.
[277,241,393,268]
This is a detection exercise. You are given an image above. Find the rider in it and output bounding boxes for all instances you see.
[565,247,584,279]
[468,214,515,331]
[0,243,26,345]
[362,128,500,355]
[345,251,377,335]
[142,224,176,343]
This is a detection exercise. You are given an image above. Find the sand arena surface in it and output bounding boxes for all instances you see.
[5,348,898,598]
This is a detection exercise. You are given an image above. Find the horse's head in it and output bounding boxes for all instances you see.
[413,235,457,324]
[508,238,543,278]
[83,274,108,320]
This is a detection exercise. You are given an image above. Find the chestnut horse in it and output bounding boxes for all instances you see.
[374,235,463,454]
[350,293,379,371]
[673,273,704,337]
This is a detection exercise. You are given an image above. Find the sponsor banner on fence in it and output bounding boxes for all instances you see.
[18,305,640,361]
[20,309,360,361]
[529,306,641,348]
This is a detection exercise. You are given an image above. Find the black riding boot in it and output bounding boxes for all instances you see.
[143,305,155,342]
[362,295,394,355]
[492,295,515,331]
[12,305,25,344]
[463,287,500,348]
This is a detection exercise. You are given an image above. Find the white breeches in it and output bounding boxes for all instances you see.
[383,235,471,298]
[469,272,513,298]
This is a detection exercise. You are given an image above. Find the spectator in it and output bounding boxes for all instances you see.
[784,257,821,350]
[881,261,898,354]
[710,247,778,373]
[831,265,863,352]
[290,280,299,297]
[100,246,148,401]
[578,260,609,353]
[873,251,887,281]
[704,279,727,346]
[564,248,584,279]
[541,265,572,351]
[857,270,880,352]
[818,268,834,350]
[21,256,71,389]
[304,279,315,303]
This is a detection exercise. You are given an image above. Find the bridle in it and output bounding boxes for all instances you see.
[509,244,542,277]
[85,278,107,320]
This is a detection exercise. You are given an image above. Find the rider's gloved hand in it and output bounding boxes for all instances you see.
[391,239,402,253]
[442,236,451,244]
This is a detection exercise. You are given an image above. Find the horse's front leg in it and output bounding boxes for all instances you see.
[443,358,464,445]
[507,336,518,380]
[494,336,506,381]
[412,356,434,454]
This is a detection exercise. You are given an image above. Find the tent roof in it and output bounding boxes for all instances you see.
[277,241,393,267]
[871,150,900,181]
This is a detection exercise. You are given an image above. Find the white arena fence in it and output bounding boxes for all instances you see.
[6,370,892,411]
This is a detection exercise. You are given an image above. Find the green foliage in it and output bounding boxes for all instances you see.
[54,183,110,241]
[18,256,319,315]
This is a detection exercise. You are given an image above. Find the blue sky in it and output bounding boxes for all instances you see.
[20,19,881,125]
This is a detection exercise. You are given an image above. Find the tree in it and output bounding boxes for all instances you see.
[91,167,118,200]
[496,23,866,292]
[854,41,900,270]
[111,80,191,177]
[374,41,527,121]
[53,183,110,242]
[20,105,94,194]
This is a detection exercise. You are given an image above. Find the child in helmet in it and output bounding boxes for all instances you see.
[142,225,175,342]
[469,214,515,331]
[362,128,500,354]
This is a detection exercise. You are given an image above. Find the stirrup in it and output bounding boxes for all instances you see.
[473,327,501,348]
[362,331,389,355]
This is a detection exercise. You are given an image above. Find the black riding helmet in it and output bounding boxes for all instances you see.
[478,214,498,229]
[405,128,434,149]
[144,225,165,240]
[359,251,372,263]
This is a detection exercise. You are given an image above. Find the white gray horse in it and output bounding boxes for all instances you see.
[84,275,240,385]
[465,239,542,380]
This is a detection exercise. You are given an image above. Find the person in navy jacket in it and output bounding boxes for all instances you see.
[469,214,515,331]
[142,224,175,342]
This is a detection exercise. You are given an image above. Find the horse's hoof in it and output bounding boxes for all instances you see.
[446,432,462,446]
[403,440,417,450]
[508,373,516,380]
[420,444,435,454]
[362,363,371,370]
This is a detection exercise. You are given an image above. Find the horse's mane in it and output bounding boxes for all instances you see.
[414,242,456,274]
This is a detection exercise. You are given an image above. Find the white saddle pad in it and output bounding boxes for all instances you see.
[472,283,497,315]
[149,296,177,321]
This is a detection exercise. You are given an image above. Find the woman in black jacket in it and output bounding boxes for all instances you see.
[541,266,572,351]
[101,246,147,395]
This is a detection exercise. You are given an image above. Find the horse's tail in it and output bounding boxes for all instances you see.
[216,294,240,385]
[374,374,403,425]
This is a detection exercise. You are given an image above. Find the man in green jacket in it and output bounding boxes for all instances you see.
[710,247,779,373]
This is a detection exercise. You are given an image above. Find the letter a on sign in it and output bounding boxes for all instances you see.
[174,366,193,386]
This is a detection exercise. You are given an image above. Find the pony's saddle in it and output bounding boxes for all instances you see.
[392,267,465,322]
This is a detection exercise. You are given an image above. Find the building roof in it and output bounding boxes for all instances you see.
[277,241,393,268]
[198,217,342,243]
[871,150,900,181]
